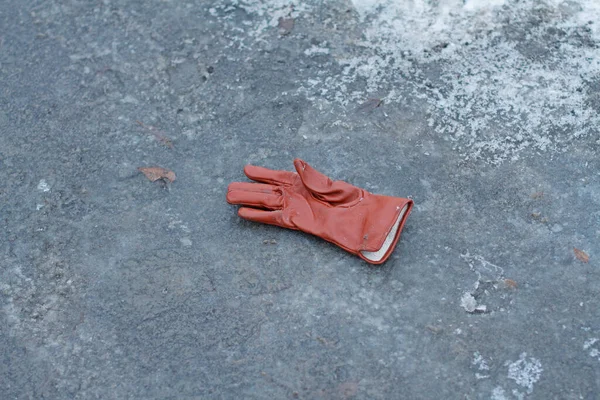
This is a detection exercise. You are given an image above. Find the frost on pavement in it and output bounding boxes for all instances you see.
[345,0,600,162]
[228,0,600,163]
[584,338,600,360]
[507,353,543,394]
[342,0,600,162]
[491,386,508,400]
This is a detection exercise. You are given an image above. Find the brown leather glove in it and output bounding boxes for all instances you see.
[226,159,413,264]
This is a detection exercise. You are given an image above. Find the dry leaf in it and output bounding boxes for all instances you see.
[504,279,518,289]
[337,381,359,399]
[530,191,544,199]
[426,325,443,334]
[574,248,589,263]
[278,17,294,35]
[138,167,176,183]
[157,136,173,148]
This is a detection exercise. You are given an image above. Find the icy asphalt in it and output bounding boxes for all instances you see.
[1,0,599,399]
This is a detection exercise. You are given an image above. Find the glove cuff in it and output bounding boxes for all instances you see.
[358,195,413,264]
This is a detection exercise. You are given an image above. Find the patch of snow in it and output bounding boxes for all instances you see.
[225,0,311,38]
[460,292,487,313]
[473,351,490,370]
[583,337,598,349]
[507,353,543,394]
[464,0,506,11]
[461,252,504,282]
[37,179,51,192]
[460,292,477,313]
[344,0,600,162]
[217,0,600,163]
[512,389,525,400]
[491,386,508,400]
[584,338,600,360]
[304,45,330,56]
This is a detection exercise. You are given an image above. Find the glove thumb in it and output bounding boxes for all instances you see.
[293,159,361,205]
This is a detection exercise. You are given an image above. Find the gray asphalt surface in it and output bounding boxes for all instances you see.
[1,0,599,399]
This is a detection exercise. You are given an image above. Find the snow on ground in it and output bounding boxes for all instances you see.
[226,0,600,162]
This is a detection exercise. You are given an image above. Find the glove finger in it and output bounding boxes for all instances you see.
[227,189,283,210]
[238,207,286,227]
[293,158,361,204]
[227,182,279,194]
[244,165,296,185]
[293,159,332,193]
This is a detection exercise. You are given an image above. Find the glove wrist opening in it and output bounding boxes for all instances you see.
[360,203,410,263]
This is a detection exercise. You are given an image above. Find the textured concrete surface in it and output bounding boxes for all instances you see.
[1,0,599,399]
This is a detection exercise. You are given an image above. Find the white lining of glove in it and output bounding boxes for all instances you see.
[360,204,408,262]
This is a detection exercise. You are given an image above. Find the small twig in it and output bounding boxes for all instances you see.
[354,98,383,114]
